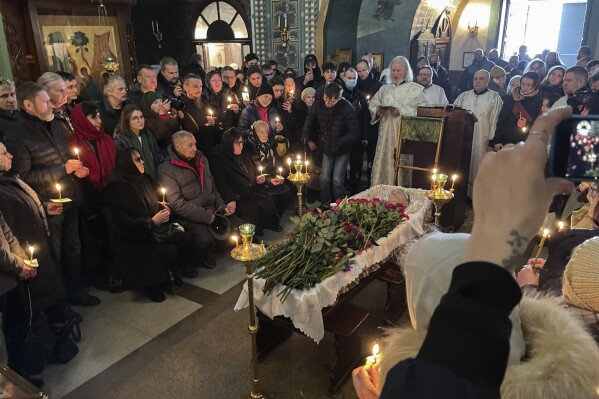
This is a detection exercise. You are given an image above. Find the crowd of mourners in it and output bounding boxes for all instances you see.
[0,44,599,390]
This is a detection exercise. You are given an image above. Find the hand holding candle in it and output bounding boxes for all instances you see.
[533,228,550,262]
[366,343,381,365]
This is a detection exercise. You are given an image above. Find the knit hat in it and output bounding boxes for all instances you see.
[490,65,506,79]
[562,236,599,311]
[256,82,274,98]
[404,232,526,365]
[143,91,163,107]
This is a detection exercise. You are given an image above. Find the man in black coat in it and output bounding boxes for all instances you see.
[128,65,159,107]
[429,54,453,102]
[180,53,206,85]
[4,82,99,307]
[97,75,130,135]
[0,78,18,141]
[302,83,359,208]
[156,56,184,107]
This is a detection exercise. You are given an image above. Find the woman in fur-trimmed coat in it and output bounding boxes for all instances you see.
[377,233,599,399]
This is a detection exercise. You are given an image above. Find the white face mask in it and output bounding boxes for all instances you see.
[345,79,357,90]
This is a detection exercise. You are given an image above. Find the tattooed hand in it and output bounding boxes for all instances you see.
[464,107,575,271]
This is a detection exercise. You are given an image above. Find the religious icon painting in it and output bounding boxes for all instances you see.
[272,0,298,29]
[275,41,299,69]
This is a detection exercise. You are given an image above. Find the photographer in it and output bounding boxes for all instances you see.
[353,107,578,398]
[551,66,589,113]
[156,57,186,114]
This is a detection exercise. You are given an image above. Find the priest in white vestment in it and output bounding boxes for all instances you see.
[454,70,503,196]
[369,56,427,186]
[416,65,448,106]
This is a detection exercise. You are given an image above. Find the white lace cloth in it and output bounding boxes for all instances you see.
[234,185,432,343]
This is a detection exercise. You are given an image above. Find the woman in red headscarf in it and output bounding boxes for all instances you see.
[68,101,117,289]
[68,101,117,192]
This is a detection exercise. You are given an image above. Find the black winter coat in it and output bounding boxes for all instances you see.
[238,101,286,140]
[101,176,170,290]
[301,97,360,157]
[4,111,82,204]
[209,147,280,231]
[180,95,222,155]
[0,173,63,311]
[494,93,543,145]
[0,109,19,141]
[97,96,131,136]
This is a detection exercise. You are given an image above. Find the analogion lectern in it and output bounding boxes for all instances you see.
[394,106,476,230]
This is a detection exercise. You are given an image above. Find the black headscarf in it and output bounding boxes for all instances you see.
[111,148,161,216]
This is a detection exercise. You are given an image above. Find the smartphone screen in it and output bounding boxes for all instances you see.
[549,115,599,182]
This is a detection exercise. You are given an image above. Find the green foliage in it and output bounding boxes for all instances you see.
[254,198,409,302]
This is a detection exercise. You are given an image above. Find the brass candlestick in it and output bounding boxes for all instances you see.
[231,224,269,399]
[426,173,454,225]
[287,161,310,216]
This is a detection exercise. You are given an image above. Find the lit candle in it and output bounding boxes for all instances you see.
[558,221,565,232]
[227,96,232,109]
[208,109,213,117]
[366,95,370,101]
[431,174,436,190]
[161,187,166,202]
[287,157,292,174]
[278,167,283,178]
[305,160,310,174]
[232,235,239,248]
[290,89,294,98]
[275,117,280,124]
[28,245,34,262]
[366,343,381,365]
[242,87,250,102]
[534,229,550,261]
[433,168,437,175]
[451,174,457,191]
[74,147,80,160]
[55,183,62,200]
[258,165,264,176]
[296,154,301,161]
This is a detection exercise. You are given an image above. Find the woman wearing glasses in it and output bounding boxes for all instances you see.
[114,104,162,179]
[210,128,283,235]
[102,148,190,302]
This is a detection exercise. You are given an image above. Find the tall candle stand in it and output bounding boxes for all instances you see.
[287,159,310,216]
[426,173,454,225]
[231,224,269,399]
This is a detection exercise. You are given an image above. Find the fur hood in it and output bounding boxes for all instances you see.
[379,295,599,399]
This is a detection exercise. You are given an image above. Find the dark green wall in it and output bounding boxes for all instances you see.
[324,0,361,63]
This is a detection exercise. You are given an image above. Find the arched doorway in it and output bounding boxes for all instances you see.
[193,1,251,69]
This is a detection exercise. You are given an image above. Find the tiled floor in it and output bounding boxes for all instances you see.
[34,195,419,398]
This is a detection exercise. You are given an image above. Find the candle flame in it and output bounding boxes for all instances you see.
[232,235,238,242]
[161,187,166,194]
[432,174,437,181]
[558,221,565,230]
[55,183,61,191]
[372,344,379,356]
[543,228,550,237]
[452,174,457,181]
[28,245,34,254]
[287,158,291,165]
[74,147,79,155]
[278,167,283,173]
[296,154,301,160]
[244,86,248,93]
[228,96,232,102]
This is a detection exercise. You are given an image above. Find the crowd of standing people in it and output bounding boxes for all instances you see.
[0,43,598,390]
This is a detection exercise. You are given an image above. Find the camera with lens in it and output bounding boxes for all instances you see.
[567,89,592,114]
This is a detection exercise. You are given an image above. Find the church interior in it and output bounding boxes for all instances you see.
[1,0,599,398]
